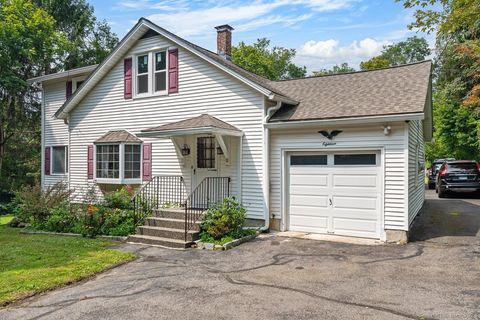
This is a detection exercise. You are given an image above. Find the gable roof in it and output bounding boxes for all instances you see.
[142,114,240,132]
[48,17,432,124]
[269,61,432,122]
[53,18,295,119]
[95,130,142,143]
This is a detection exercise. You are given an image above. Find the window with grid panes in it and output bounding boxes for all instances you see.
[197,137,215,169]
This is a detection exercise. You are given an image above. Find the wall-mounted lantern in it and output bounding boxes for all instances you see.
[181,144,190,156]
[216,146,224,155]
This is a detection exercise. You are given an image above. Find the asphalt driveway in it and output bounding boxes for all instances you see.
[1,190,479,320]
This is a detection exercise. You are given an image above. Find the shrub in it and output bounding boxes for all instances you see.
[100,207,135,236]
[42,202,76,233]
[14,182,71,226]
[200,197,246,240]
[103,187,133,209]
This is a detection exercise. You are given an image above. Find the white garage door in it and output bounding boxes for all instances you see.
[288,152,382,239]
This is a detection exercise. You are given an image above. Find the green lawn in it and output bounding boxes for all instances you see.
[0,215,135,306]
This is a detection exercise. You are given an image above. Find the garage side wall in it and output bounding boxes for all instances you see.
[269,123,409,233]
[407,119,426,226]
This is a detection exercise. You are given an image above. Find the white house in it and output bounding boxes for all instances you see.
[29,18,432,247]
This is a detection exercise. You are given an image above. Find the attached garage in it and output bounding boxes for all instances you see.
[288,152,382,239]
[265,61,433,242]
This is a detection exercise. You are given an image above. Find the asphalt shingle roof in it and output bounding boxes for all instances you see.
[95,130,142,143]
[268,61,432,121]
[142,114,241,132]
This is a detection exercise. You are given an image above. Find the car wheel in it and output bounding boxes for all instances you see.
[438,188,447,198]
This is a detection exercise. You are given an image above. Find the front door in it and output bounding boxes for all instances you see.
[192,136,218,187]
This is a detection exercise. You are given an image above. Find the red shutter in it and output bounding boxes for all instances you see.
[87,145,94,179]
[168,49,178,94]
[142,143,152,181]
[124,58,133,99]
[44,147,51,176]
[66,81,73,100]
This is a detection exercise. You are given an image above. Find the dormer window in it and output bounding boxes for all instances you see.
[134,50,168,97]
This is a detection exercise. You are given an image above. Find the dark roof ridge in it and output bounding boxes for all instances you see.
[273,60,433,83]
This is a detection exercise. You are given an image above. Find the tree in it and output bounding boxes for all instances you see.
[231,38,306,80]
[360,36,431,70]
[0,0,65,189]
[33,0,119,70]
[397,0,480,161]
[312,62,355,76]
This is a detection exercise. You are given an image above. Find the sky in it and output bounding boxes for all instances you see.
[89,0,433,73]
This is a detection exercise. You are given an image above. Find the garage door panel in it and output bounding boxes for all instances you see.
[290,174,328,186]
[333,196,378,210]
[290,195,328,207]
[332,218,377,237]
[290,216,328,232]
[333,174,378,188]
[290,185,329,195]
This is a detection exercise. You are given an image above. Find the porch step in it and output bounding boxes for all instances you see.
[146,217,201,230]
[153,208,205,220]
[127,235,192,249]
[137,226,199,242]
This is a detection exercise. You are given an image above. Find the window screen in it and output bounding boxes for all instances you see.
[137,54,149,94]
[197,137,215,169]
[96,145,120,179]
[52,146,67,174]
[290,155,327,166]
[124,145,141,179]
[155,51,167,92]
[334,154,376,165]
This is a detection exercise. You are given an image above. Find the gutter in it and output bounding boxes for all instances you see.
[265,112,425,128]
[260,100,282,232]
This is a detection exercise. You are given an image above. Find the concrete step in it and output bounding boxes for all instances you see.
[145,217,201,230]
[127,235,192,248]
[153,208,205,220]
[137,226,199,242]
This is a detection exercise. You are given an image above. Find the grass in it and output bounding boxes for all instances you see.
[0,215,135,306]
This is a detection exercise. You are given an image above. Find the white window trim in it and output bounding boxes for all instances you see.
[132,47,170,99]
[94,143,143,184]
[51,145,68,176]
[72,76,86,93]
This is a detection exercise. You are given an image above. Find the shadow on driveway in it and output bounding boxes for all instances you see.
[410,190,480,242]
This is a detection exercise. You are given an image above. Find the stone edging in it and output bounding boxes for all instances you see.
[20,229,128,242]
[193,232,258,251]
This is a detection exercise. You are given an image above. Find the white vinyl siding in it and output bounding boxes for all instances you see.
[408,119,425,225]
[269,123,409,232]
[67,35,265,219]
[42,82,70,187]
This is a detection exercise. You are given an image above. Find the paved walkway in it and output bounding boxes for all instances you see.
[1,190,479,320]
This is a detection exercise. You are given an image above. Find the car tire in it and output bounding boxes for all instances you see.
[438,188,447,198]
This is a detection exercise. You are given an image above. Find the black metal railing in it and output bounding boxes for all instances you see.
[184,177,231,241]
[132,175,186,225]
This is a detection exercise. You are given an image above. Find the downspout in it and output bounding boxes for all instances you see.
[259,100,282,232]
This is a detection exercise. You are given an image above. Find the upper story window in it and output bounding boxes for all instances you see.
[135,50,168,97]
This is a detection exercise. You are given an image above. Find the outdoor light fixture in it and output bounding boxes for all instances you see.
[216,146,224,155]
[383,125,392,136]
[181,144,190,156]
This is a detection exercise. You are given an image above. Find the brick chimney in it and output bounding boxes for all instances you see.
[215,24,234,60]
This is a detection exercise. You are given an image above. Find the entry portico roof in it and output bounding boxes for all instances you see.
[139,114,243,137]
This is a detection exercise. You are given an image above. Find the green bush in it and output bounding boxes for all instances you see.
[103,187,133,209]
[200,197,247,240]
[14,182,71,226]
[100,207,135,236]
[41,202,76,233]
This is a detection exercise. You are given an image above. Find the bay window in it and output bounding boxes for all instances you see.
[95,143,141,183]
[134,50,168,96]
